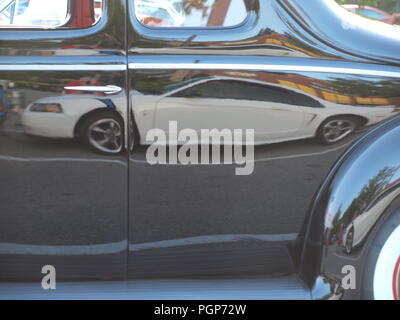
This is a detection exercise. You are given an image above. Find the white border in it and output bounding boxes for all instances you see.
[373,225,400,300]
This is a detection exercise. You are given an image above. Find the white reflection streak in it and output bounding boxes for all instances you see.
[130,137,357,165]
[0,140,351,166]
[0,155,126,166]
[129,233,298,251]
[0,234,297,255]
[0,241,128,256]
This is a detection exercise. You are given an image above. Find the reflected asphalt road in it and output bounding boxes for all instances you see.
[0,115,127,246]
[0,113,364,244]
[0,114,366,279]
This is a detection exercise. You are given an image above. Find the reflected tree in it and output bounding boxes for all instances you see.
[329,166,399,243]
[182,0,210,17]
[345,166,398,223]
[335,0,399,13]
[328,78,400,98]
[181,0,222,19]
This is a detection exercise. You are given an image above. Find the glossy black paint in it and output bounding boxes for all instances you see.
[0,0,399,299]
[127,0,400,283]
[301,115,400,299]
[0,0,129,280]
[282,0,400,64]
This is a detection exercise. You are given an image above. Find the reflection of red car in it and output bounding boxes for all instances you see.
[343,5,393,23]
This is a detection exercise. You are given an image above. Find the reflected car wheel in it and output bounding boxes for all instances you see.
[129,112,140,153]
[81,111,124,155]
[345,227,354,255]
[361,208,400,300]
[317,116,359,144]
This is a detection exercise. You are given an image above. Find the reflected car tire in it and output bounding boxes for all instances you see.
[316,116,359,144]
[361,208,400,300]
[80,111,124,155]
[129,112,140,153]
[345,227,354,255]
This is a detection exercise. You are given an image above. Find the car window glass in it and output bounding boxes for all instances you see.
[134,0,248,28]
[0,0,103,28]
[357,8,385,20]
[173,80,293,105]
[290,91,323,108]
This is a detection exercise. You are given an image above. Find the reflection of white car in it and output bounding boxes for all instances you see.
[21,77,397,154]
[342,184,400,254]
[133,77,397,145]
[22,93,128,154]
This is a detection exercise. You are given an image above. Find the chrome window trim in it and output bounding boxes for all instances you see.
[128,62,400,78]
[0,64,126,71]
[63,85,123,94]
[1,62,398,78]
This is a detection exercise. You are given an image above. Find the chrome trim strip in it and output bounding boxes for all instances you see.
[0,64,126,71]
[129,62,400,78]
[2,63,397,78]
[64,85,123,94]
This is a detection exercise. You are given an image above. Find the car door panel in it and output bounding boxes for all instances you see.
[127,0,400,280]
[1,0,398,285]
[0,0,128,281]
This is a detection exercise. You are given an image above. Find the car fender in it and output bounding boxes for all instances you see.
[297,115,400,299]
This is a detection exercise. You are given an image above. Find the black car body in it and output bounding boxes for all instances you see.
[0,0,400,300]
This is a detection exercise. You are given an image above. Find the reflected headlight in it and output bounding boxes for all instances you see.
[30,103,63,113]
